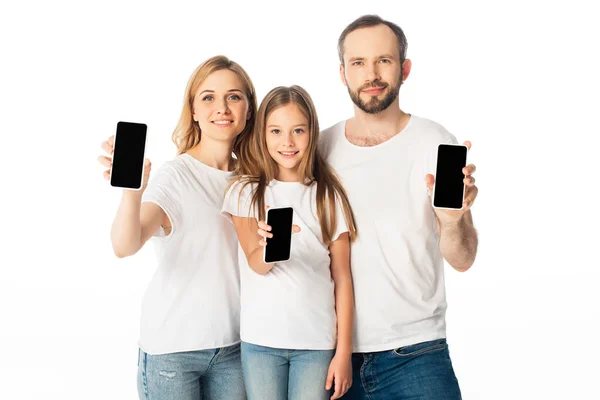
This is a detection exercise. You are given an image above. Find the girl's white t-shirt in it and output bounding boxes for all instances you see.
[221,179,348,350]
[139,153,241,355]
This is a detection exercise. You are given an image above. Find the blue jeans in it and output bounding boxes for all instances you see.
[342,338,461,400]
[241,341,335,400]
[137,343,246,399]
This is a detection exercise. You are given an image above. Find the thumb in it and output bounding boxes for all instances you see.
[292,224,301,233]
[425,174,435,195]
[325,365,335,390]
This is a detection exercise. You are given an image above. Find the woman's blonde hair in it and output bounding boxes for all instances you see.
[231,85,357,245]
[171,55,257,157]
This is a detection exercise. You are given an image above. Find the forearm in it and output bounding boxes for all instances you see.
[334,278,354,355]
[248,246,275,275]
[111,191,144,257]
[439,211,478,271]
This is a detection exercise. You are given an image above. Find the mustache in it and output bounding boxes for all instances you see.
[359,81,388,91]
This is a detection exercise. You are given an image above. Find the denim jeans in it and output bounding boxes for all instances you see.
[341,338,461,400]
[137,343,246,399]
[241,341,335,400]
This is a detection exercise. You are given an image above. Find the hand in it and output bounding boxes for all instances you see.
[326,353,352,399]
[98,135,152,191]
[257,206,301,247]
[426,141,478,225]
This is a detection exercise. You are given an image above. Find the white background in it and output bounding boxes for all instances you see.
[1,0,598,398]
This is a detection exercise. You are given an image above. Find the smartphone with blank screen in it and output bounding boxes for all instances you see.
[110,121,147,190]
[264,207,294,264]
[432,143,468,210]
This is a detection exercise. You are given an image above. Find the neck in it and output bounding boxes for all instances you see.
[186,138,234,171]
[351,98,409,138]
[275,167,301,182]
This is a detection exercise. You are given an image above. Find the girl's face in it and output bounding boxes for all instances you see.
[192,69,251,143]
[265,103,310,180]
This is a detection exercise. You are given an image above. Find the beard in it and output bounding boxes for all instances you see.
[348,78,401,114]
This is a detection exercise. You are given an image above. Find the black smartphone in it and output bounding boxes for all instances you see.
[110,121,147,190]
[264,207,294,264]
[432,143,468,210]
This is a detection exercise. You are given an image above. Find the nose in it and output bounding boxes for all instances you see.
[366,63,381,83]
[283,132,294,147]
[216,98,230,114]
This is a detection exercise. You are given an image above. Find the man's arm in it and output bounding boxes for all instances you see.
[438,210,478,272]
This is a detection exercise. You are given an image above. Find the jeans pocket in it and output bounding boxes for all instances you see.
[392,339,448,358]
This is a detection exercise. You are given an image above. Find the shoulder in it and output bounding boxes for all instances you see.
[318,119,347,157]
[410,115,458,145]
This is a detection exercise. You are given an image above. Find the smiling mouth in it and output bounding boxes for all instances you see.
[278,151,299,157]
[212,120,234,126]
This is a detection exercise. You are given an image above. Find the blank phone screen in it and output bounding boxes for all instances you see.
[110,122,147,189]
[264,207,293,263]
[433,144,467,209]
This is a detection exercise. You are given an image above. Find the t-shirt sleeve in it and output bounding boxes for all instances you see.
[221,179,256,224]
[331,194,350,242]
[141,161,182,238]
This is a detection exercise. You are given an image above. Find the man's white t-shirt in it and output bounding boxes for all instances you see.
[221,179,348,350]
[139,153,241,355]
[319,115,458,353]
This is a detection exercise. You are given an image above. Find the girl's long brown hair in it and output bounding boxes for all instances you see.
[230,85,357,245]
[171,55,257,158]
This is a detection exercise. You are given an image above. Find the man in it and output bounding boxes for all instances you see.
[319,15,478,399]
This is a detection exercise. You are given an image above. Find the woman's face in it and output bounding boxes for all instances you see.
[192,69,251,143]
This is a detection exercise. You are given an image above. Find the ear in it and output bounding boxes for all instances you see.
[401,59,412,84]
[246,105,252,121]
[339,64,348,87]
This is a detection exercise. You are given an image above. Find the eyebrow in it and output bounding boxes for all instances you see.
[198,89,243,96]
[347,54,396,62]
[267,124,308,128]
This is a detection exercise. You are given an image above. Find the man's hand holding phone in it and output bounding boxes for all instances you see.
[426,140,478,226]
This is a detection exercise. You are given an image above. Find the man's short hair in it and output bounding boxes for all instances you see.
[337,14,408,65]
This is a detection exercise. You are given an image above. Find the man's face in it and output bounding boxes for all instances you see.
[340,25,408,114]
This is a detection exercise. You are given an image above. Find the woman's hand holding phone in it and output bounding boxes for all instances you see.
[98,135,152,192]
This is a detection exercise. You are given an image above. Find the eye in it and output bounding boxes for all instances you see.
[352,61,363,66]
[270,129,281,134]
[293,128,305,134]
[229,94,241,101]
[202,95,213,101]
[380,59,391,64]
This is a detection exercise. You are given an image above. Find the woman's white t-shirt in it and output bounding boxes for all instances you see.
[221,179,348,350]
[139,154,240,355]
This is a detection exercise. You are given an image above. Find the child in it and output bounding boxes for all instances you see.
[221,85,357,400]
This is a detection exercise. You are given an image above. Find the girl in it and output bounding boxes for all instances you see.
[221,85,357,400]
[98,55,257,400]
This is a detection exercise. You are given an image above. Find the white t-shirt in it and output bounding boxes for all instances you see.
[319,115,458,353]
[139,153,240,355]
[221,179,348,350]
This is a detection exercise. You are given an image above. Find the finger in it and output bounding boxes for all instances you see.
[463,140,472,150]
[101,140,113,155]
[425,174,434,196]
[98,155,112,168]
[463,164,476,176]
[265,205,270,211]
[259,239,267,247]
[331,377,342,400]
[144,158,151,168]
[463,185,479,209]
[257,229,273,239]
[325,367,334,391]
[463,176,475,187]
[292,224,301,233]
[108,135,114,147]
[103,170,110,180]
[258,221,271,232]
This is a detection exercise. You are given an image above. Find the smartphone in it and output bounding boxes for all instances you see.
[432,143,468,210]
[263,207,294,264]
[110,121,147,190]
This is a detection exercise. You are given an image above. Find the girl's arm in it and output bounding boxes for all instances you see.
[326,232,354,399]
[232,216,276,275]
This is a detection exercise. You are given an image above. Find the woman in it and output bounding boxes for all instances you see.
[98,55,257,400]
[221,85,357,399]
